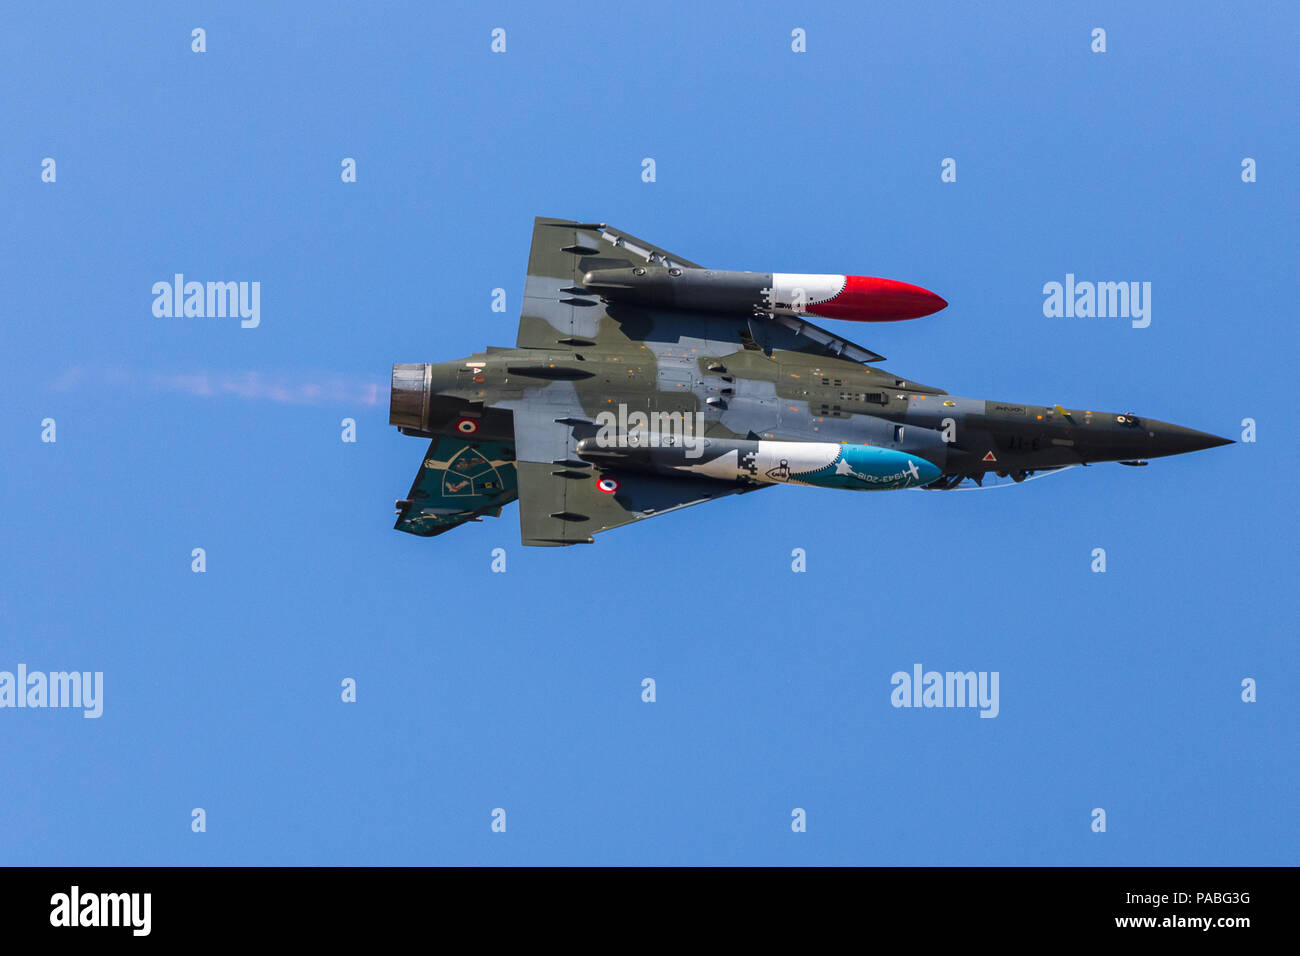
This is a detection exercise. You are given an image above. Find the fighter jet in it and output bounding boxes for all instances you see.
[390,217,1231,546]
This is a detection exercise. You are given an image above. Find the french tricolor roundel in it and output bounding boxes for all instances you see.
[455,417,479,435]
[597,477,620,494]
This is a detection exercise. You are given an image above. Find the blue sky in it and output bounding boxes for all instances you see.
[2,1,1295,865]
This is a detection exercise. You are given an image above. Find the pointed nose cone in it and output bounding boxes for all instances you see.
[1178,428,1235,453]
[807,276,948,322]
[1146,421,1235,458]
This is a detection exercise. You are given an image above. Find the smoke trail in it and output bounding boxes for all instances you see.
[51,366,383,407]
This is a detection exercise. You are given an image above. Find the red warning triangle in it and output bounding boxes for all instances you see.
[982,451,997,462]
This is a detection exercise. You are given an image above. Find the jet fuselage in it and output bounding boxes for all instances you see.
[392,346,1230,491]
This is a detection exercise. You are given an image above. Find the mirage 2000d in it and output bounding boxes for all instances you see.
[389,217,1231,546]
